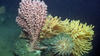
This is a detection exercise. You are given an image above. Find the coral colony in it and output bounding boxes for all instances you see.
[15,0,94,56]
[16,0,47,51]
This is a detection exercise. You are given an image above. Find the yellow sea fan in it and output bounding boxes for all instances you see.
[40,15,94,40]
[60,19,94,56]
[40,15,65,38]
[40,15,94,56]
[61,19,94,40]
[72,38,92,56]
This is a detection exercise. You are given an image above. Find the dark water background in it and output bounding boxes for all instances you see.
[0,0,100,56]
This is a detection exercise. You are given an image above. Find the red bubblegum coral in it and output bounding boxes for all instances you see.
[16,0,47,51]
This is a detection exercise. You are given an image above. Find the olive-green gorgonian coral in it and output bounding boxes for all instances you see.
[14,38,41,56]
[51,33,74,56]
[40,33,74,56]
